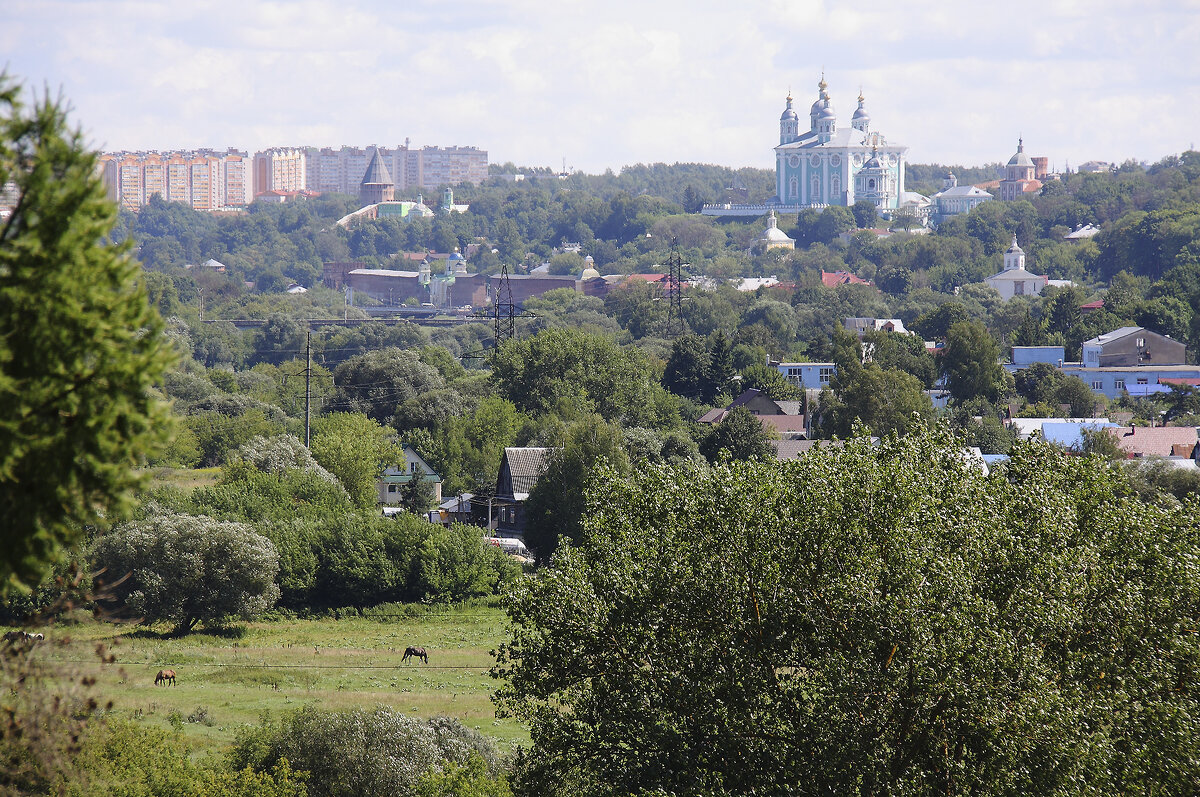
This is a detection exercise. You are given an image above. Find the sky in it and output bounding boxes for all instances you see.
[2,0,1196,175]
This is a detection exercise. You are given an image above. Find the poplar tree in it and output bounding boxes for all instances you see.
[0,76,174,594]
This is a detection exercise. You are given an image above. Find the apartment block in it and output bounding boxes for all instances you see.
[301,141,488,195]
[253,148,307,196]
[97,149,254,212]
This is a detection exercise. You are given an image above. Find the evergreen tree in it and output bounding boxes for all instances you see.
[705,330,735,403]
[0,76,174,594]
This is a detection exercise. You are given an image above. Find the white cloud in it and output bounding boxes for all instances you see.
[0,0,1195,174]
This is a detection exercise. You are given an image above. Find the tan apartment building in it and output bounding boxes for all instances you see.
[253,148,307,196]
[98,149,254,212]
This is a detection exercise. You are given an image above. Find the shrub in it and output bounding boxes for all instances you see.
[229,707,504,797]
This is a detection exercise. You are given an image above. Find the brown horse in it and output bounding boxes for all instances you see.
[155,669,176,686]
[401,646,428,664]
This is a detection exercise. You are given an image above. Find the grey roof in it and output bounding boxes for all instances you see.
[348,268,421,278]
[775,400,803,415]
[497,447,558,499]
[492,273,578,281]
[439,493,473,511]
[934,185,992,199]
[1065,223,1100,239]
[1007,139,1033,167]
[361,148,393,186]
[1083,326,1145,347]
[773,439,849,460]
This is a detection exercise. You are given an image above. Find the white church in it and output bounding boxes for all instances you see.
[704,75,927,217]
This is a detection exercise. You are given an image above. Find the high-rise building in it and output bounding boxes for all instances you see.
[252,148,307,196]
[302,142,488,195]
[97,149,254,212]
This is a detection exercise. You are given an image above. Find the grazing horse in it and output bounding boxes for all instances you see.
[155,669,176,686]
[402,646,428,664]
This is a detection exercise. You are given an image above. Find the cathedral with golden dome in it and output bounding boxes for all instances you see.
[774,74,909,211]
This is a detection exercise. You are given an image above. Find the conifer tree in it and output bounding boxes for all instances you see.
[0,76,174,594]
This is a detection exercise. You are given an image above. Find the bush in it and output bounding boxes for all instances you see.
[59,720,307,797]
[413,524,522,603]
[229,707,505,797]
[89,512,281,634]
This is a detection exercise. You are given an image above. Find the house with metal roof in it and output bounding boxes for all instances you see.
[1081,326,1186,368]
[473,447,559,538]
[378,445,442,506]
[1100,425,1200,459]
[699,388,808,439]
[931,172,992,223]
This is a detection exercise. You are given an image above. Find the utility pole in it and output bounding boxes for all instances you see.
[305,330,312,448]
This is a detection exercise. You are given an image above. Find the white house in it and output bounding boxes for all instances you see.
[378,445,442,505]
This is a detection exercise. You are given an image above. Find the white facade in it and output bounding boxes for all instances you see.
[983,236,1048,301]
[773,77,908,210]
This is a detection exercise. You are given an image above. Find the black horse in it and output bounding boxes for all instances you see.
[402,646,428,664]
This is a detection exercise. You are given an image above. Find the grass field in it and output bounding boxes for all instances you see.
[27,603,527,766]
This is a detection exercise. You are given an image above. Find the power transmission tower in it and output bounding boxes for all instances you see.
[493,261,516,348]
[304,330,312,448]
[665,244,687,338]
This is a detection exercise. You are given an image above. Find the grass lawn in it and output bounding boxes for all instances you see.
[29,603,527,766]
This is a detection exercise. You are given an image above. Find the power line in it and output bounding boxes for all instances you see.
[41,659,496,671]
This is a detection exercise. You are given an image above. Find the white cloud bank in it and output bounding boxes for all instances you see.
[2,0,1196,173]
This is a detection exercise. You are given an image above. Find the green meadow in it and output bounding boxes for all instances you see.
[28,603,526,766]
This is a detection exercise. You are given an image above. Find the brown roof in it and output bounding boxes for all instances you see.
[1105,426,1200,458]
[761,415,808,435]
[821,270,871,288]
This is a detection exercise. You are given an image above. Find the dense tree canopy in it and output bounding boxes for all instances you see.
[495,429,1200,796]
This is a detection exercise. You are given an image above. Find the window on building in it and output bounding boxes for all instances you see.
[819,367,834,384]
[1091,380,1103,390]
[388,484,398,493]
[1136,337,1145,348]
[1014,281,1025,296]
[1137,378,1148,385]
[1114,379,1126,390]
[409,461,419,473]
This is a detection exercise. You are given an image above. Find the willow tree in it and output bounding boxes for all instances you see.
[0,75,174,594]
